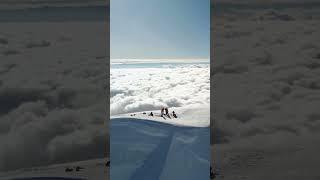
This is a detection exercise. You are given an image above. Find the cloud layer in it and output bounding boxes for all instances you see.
[211,6,320,178]
[110,64,210,116]
[212,5,320,146]
[0,22,108,172]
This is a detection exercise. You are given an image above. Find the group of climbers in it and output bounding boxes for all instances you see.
[148,107,177,119]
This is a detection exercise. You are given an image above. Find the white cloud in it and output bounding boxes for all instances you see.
[0,22,108,171]
[110,64,210,116]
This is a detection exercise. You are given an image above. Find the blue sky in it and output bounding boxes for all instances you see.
[111,0,210,59]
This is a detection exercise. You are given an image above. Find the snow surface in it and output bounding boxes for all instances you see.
[112,107,210,128]
[110,114,210,180]
[0,158,108,180]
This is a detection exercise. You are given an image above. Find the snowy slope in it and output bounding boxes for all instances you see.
[110,111,210,180]
[0,158,109,180]
[111,107,210,128]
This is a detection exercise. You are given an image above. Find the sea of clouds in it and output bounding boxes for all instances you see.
[212,5,320,147]
[211,5,320,178]
[0,22,108,172]
[110,64,210,116]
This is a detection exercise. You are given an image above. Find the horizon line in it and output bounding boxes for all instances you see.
[111,58,210,60]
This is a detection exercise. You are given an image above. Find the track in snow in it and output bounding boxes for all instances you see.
[110,117,210,180]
